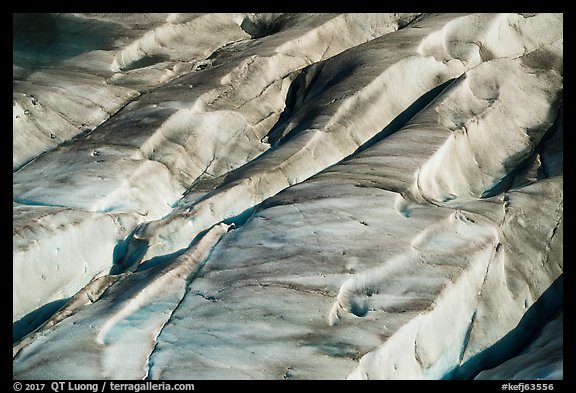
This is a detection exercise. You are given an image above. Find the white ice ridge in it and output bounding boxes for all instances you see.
[13,223,232,379]
[13,12,563,380]
[128,13,562,265]
[12,204,141,323]
[410,57,562,204]
[13,12,419,324]
[14,13,417,216]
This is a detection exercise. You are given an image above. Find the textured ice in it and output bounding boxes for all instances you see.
[13,13,562,380]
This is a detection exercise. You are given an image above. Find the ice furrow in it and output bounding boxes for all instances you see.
[13,223,231,379]
[95,223,231,346]
[126,13,562,265]
[143,282,187,380]
[12,206,142,327]
[13,12,563,380]
[13,13,416,215]
[409,59,561,204]
[13,274,120,359]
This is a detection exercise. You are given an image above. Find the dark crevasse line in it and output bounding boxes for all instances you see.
[138,14,425,196]
[122,65,467,267]
[12,298,70,344]
[12,88,143,174]
[263,62,330,147]
[350,78,456,156]
[67,13,564,300]
[444,274,563,380]
[481,105,563,198]
[535,106,563,179]
[12,198,68,208]
[123,78,456,269]
[13,274,120,359]
[260,16,427,148]
[262,76,456,189]
[114,207,256,275]
[141,224,233,380]
[14,34,234,175]
[474,307,563,380]
[220,74,455,193]
[14,16,237,174]
[14,222,233,369]
[142,297,182,380]
[398,13,428,29]
[452,238,503,372]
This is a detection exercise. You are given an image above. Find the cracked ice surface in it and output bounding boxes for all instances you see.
[13,13,562,380]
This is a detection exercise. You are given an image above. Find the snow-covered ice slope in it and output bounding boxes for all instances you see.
[13,13,562,380]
